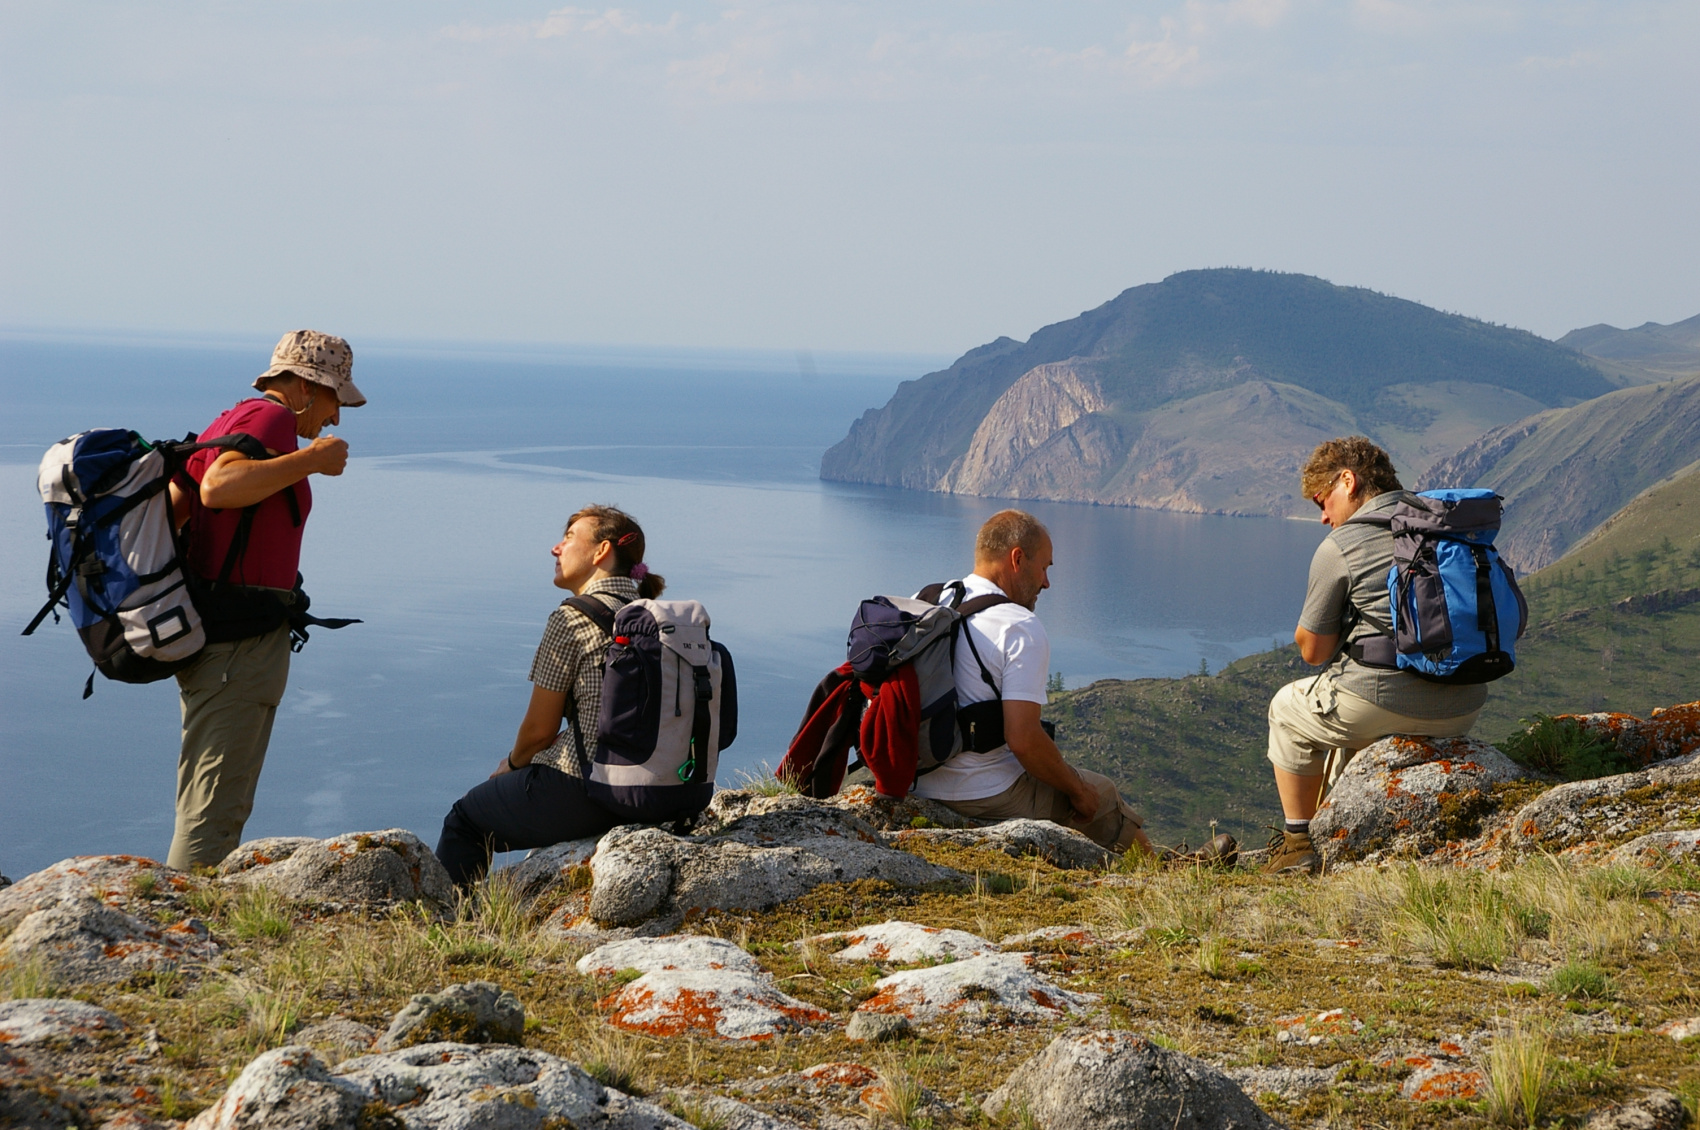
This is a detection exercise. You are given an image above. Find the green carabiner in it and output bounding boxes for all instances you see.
[677,758,696,783]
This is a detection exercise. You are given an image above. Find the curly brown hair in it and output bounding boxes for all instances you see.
[1300,437,1403,502]
[566,504,666,599]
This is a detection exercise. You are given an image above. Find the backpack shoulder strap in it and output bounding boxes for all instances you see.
[952,593,1018,695]
[562,593,621,637]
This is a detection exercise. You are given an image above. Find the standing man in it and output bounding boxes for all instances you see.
[911,509,1173,858]
[165,330,365,870]
[1263,437,1485,875]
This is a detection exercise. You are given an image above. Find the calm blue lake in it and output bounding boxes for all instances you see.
[0,333,1326,878]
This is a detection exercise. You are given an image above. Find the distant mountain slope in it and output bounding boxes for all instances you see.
[1419,373,1700,572]
[1559,313,1700,386]
[822,269,1611,515]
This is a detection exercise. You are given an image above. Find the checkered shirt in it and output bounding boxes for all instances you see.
[528,576,639,775]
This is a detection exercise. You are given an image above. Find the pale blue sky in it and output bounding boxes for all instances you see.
[2,1,1695,352]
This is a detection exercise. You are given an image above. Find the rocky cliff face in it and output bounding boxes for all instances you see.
[822,269,1611,518]
[1420,372,1700,572]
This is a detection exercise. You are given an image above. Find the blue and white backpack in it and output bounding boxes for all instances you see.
[563,596,737,823]
[1379,488,1528,684]
[22,428,268,695]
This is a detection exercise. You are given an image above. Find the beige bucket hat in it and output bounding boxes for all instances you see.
[253,329,367,407]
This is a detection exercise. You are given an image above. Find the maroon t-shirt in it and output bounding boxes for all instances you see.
[183,398,312,590]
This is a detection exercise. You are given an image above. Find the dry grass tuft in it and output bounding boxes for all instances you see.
[1483,1014,1554,1128]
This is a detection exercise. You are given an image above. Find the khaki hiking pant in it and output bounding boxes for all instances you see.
[169,625,292,870]
[1266,678,1480,790]
[936,767,1144,853]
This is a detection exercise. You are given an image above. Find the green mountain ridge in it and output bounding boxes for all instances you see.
[822,269,1614,517]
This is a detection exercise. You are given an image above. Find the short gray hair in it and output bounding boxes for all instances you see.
[975,509,1049,562]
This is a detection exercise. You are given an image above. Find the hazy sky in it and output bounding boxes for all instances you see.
[2,1,1696,353]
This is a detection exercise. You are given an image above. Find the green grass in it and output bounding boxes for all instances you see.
[1496,714,1630,781]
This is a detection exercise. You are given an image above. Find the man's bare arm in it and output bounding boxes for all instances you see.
[1293,625,1339,666]
[1003,699,1098,821]
[199,437,348,510]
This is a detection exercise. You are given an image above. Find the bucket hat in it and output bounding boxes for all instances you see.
[253,330,366,407]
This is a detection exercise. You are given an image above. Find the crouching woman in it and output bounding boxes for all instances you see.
[434,504,664,887]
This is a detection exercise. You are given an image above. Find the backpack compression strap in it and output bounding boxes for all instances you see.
[917,581,1021,754]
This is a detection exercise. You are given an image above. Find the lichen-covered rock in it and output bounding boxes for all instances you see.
[1001,925,1103,949]
[294,1018,379,1060]
[845,1012,911,1043]
[659,1089,813,1130]
[811,920,997,965]
[1654,1018,1700,1041]
[1564,703,1700,769]
[897,817,1115,869]
[984,1029,1283,1129]
[1508,753,1700,857]
[0,897,216,985]
[1274,1008,1362,1045]
[1,1046,91,1129]
[0,998,126,1045]
[704,786,974,834]
[1398,1056,1486,1101]
[1224,1066,1338,1102]
[186,1045,368,1130]
[1585,1090,1691,1129]
[855,952,1096,1023]
[215,837,318,876]
[1310,736,1530,864]
[495,837,600,903]
[577,934,760,977]
[224,829,455,910]
[1608,829,1700,866]
[586,804,963,928]
[377,981,524,1051]
[0,855,193,934]
[599,968,832,1041]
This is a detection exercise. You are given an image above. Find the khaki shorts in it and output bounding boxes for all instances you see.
[1266,677,1480,783]
[934,767,1144,853]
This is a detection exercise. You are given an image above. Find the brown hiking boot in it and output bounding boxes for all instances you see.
[1262,829,1319,875]
[1160,833,1239,868]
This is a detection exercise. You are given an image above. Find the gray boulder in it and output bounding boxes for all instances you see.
[1586,1090,1691,1130]
[845,1012,911,1043]
[186,1045,369,1130]
[703,786,974,833]
[0,896,216,986]
[0,855,190,934]
[984,1029,1284,1130]
[294,1018,380,1060]
[494,837,600,903]
[0,998,126,1045]
[377,981,524,1051]
[896,818,1113,869]
[659,1091,812,1130]
[1,1046,90,1129]
[1310,736,1529,864]
[1608,829,1700,866]
[223,829,455,910]
[337,1042,691,1129]
[216,836,318,875]
[1509,753,1700,857]
[587,798,963,928]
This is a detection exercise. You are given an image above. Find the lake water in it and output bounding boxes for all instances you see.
[0,333,1327,878]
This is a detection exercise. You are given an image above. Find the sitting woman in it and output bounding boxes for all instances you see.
[434,504,664,887]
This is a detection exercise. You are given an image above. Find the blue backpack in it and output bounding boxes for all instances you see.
[1381,489,1527,684]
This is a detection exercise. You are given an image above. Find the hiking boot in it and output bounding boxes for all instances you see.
[1261,829,1319,875]
[1160,833,1239,868]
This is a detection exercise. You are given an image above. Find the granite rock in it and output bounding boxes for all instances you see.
[984,1028,1283,1129]
[811,920,997,965]
[223,829,455,910]
[0,896,216,986]
[856,952,1095,1023]
[897,818,1114,869]
[0,998,127,1045]
[377,981,525,1051]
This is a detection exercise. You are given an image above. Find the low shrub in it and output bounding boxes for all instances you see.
[1498,715,1630,781]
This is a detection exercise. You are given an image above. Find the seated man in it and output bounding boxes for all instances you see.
[912,509,1214,859]
[1264,438,1487,875]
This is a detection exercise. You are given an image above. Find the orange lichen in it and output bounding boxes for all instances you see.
[800,1063,878,1088]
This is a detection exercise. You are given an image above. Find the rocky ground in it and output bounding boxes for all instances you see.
[4,706,1700,1129]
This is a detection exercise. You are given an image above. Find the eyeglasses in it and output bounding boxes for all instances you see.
[1312,471,1345,510]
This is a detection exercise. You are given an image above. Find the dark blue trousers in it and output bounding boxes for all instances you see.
[434,763,620,888]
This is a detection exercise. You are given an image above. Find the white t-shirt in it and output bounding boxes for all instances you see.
[910,573,1050,802]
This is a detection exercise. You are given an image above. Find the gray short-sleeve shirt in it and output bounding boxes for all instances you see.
[1299,491,1486,720]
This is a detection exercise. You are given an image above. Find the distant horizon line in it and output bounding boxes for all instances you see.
[0,324,956,377]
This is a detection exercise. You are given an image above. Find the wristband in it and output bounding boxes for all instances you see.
[504,755,517,772]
